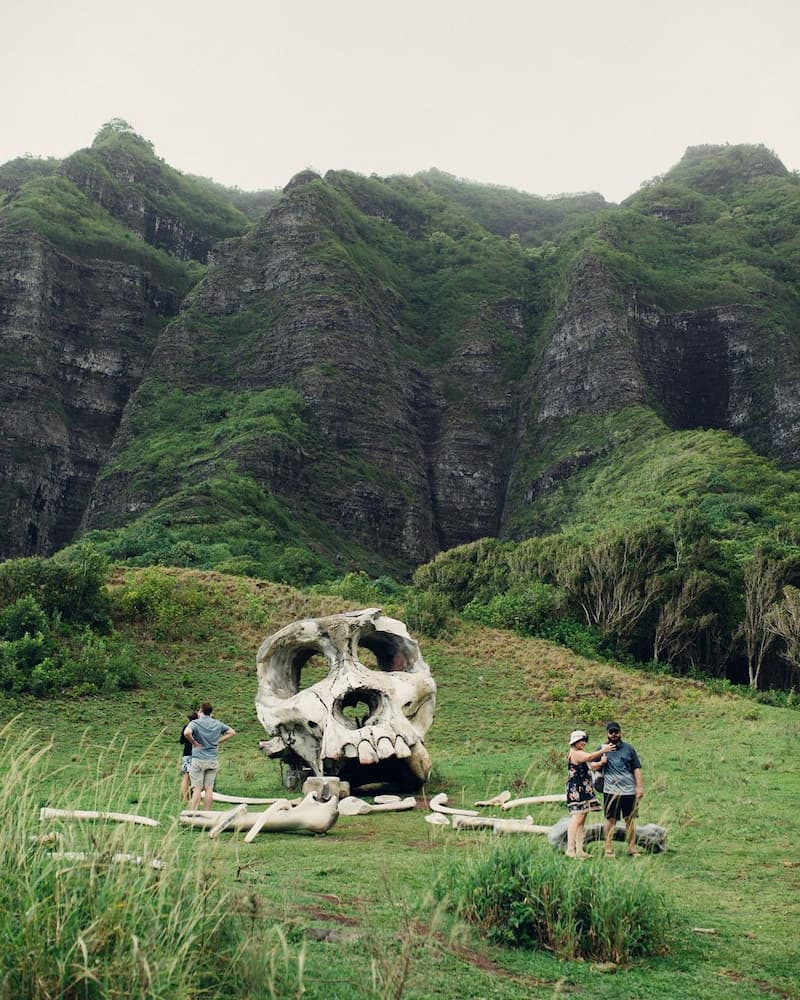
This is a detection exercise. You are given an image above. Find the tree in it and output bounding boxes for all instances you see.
[739,550,782,689]
[765,585,800,683]
[553,527,667,643]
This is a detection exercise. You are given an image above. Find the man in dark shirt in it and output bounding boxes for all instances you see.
[600,721,644,857]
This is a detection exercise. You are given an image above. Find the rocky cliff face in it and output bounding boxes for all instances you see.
[85,172,526,566]
[2,138,799,575]
[0,228,181,557]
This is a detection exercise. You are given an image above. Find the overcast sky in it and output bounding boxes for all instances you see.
[4,0,798,203]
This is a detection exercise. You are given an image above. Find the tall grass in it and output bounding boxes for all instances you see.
[436,837,673,963]
[0,723,304,999]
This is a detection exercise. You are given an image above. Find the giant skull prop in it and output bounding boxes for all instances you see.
[255,608,436,791]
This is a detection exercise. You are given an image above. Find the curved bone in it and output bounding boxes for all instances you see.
[429,793,479,817]
[474,791,512,806]
[501,794,566,809]
[40,808,159,827]
[208,803,248,839]
[451,815,552,834]
[337,795,416,815]
[180,791,339,836]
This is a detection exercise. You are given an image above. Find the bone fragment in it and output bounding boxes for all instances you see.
[49,851,165,869]
[211,793,283,805]
[338,795,417,815]
[302,776,349,800]
[208,803,248,839]
[501,794,566,809]
[474,790,511,806]
[429,793,479,817]
[244,800,291,843]
[40,808,159,827]
[451,815,552,834]
[424,812,450,826]
[373,794,401,804]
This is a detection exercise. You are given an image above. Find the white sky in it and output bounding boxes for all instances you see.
[3,0,799,203]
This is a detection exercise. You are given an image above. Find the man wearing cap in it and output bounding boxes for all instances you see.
[600,721,644,857]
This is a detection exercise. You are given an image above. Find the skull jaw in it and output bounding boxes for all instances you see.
[259,738,431,793]
[324,742,432,793]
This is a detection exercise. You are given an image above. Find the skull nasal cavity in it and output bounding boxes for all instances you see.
[336,689,381,729]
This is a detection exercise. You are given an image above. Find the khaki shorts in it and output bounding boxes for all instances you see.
[189,758,219,790]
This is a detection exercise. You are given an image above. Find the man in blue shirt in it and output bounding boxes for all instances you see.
[600,721,644,857]
[184,701,236,810]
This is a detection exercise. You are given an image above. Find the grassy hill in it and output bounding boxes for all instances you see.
[4,567,798,999]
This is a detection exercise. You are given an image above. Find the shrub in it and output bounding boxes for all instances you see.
[437,838,672,962]
[401,590,453,638]
[462,583,562,634]
[0,547,112,630]
[114,567,220,640]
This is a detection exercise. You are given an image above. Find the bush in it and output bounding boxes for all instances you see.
[437,838,672,962]
[401,590,453,638]
[114,567,221,640]
[0,547,112,630]
[462,583,562,634]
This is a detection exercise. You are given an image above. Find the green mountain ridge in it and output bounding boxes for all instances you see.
[1,129,800,684]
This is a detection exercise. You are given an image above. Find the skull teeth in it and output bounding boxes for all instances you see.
[358,740,378,765]
[394,735,411,759]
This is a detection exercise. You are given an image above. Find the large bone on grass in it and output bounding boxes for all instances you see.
[474,790,512,806]
[180,791,339,836]
[429,793,479,817]
[338,795,416,815]
[40,808,159,827]
[451,815,552,834]
[501,794,566,809]
[208,803,248,839]
[49,851,165,870]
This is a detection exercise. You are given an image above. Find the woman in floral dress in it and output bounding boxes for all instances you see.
[565,730,615,858]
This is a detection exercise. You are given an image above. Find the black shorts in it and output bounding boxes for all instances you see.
[604,793,638,820]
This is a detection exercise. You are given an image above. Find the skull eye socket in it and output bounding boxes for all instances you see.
[298,652,330,691]
[357,633,413,672]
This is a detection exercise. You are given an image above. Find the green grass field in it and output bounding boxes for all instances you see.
[4,569,799,999]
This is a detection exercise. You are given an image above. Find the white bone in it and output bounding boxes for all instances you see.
[255,610,436,792]
[474,790,512,806]
[451,815,552,834]
[212,793,282,805]
[501,794,566,809]
[180,791,339,836]
[208,803,248,839]
[424,813,450,826]
[40,808,159,827]
[337,795,416,815]
[429,793,479,817]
